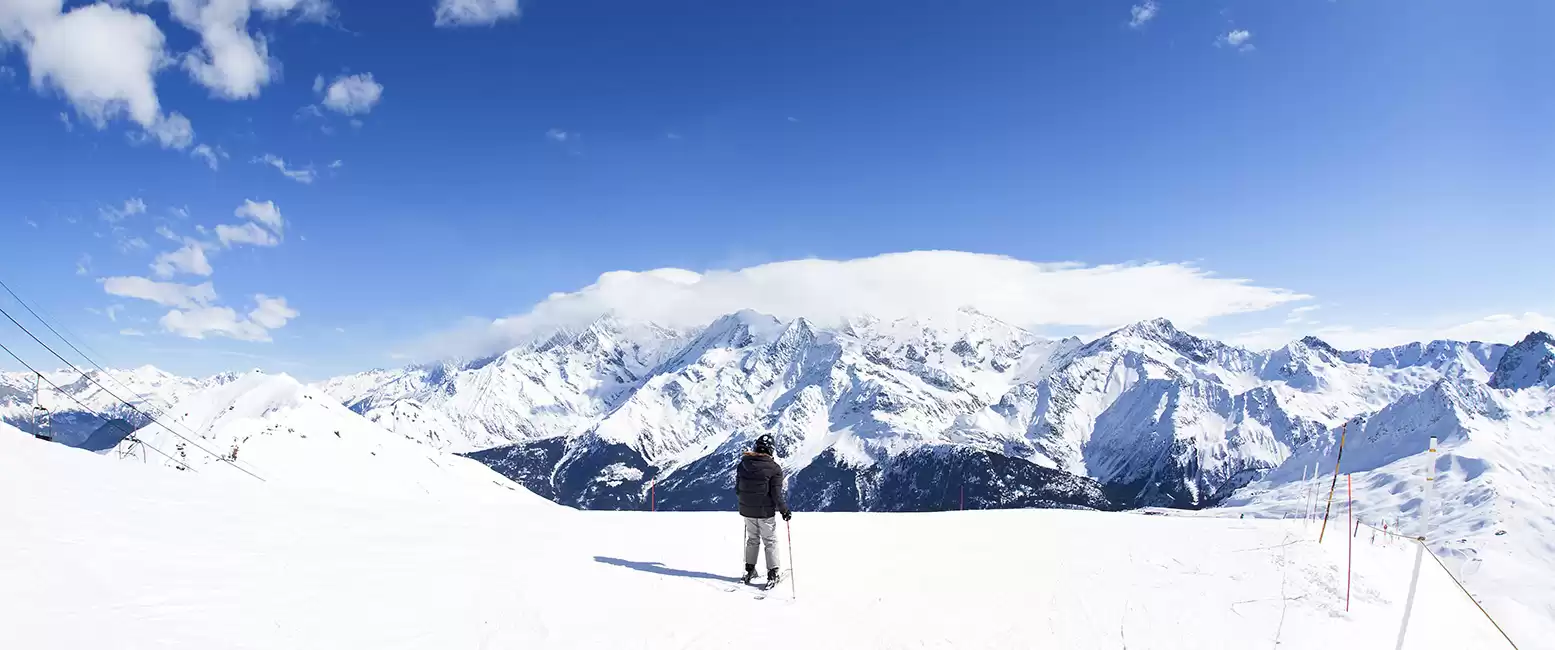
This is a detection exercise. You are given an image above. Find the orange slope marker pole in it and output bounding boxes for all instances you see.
[1319,422,1349,543]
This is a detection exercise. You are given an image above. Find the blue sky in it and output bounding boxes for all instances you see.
[1,0,1551,380]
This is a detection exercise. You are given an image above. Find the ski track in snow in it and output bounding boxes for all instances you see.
[0,426,1515,650]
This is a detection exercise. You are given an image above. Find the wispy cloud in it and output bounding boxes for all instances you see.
[120,328,146,337]
[254,154,316,184]
[1231,312,1555,350]
[1129,1,1159,28]
[545,128,573,143]
[435,0,521,27]
[191,143,227,170]
[100,198,147,223]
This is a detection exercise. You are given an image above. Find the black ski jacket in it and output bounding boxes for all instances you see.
[735,452,789,519]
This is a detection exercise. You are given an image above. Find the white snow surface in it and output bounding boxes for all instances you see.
[1,426,1514,649]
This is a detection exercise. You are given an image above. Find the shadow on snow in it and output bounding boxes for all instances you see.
[593,556,737,583]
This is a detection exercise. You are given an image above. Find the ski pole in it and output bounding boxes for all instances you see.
[786,519,797,601]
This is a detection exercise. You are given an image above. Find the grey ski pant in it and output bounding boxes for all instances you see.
[743,516,780,570]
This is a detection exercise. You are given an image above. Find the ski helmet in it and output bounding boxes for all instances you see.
[752,434,775,455]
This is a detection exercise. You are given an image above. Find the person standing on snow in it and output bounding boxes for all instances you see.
[735,434,791,585]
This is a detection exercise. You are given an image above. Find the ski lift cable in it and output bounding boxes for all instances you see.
[0,278,244,471]
[0,303,265,482]
[0,339,197,473]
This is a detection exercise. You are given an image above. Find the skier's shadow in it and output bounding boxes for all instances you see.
[593,556,739,584]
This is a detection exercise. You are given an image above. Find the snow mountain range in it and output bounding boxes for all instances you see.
[316,311,1552,516]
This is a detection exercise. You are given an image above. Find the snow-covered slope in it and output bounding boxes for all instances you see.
[114,371,529,500]
[0,365,232,448]
[0,425,1515,649]
[1222,378,1555,644]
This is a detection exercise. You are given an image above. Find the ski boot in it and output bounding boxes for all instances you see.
[765,567,783,589]
[741,564,758,585]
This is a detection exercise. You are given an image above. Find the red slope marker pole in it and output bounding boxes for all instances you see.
[1346,473,1353,612]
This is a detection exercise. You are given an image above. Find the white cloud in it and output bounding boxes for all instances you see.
[119,328,146,336]
[311,74,324,93]
[321,72,382,115]
[1218,29,1253,51]
[3,2,201,148]
[1284,304,1321,324]
[295,103,323,120]
[191,143,226,169]
[254,153,315,183]
[75,253,91,276]
[416,251,1308,359]
[234,198,284,233]
[434,0,519,27]
[160,306,269,341]
[106,304,122,322]
[1129,1,1158,28]
[103,276,217,309]
[151,241,213,277]
[248,294,297,328]
[159,294,298,341]
[100,197,147,223]
[25,218,39,228]
[545,128,571,142]
[166,0,331,100]
[58,111,72,131]
[328,159,343,169]
[786,116,799,123]
[215,222,279,247]
[155,225,180,241]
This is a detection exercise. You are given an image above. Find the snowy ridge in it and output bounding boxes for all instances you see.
[115,371,529,500]
[0,365,236,448]
[319,316,691,451]
[1488,331,1555,390]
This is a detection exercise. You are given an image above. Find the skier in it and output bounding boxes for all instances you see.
[735,434,791,587]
